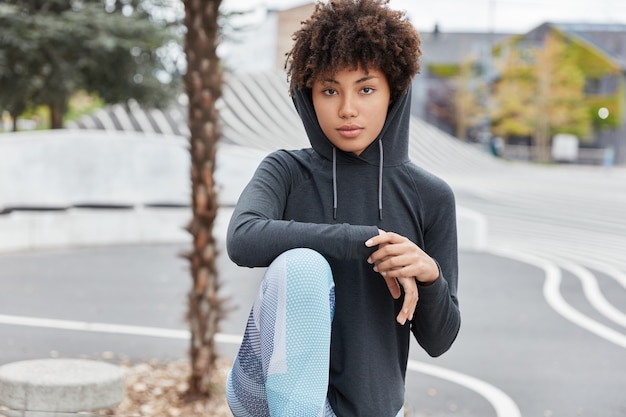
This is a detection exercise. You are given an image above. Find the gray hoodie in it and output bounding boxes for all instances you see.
[227,87,460,416]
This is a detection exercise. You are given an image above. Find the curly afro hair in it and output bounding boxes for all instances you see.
[285,0,422,102]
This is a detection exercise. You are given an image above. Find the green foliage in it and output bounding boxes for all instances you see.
[490,26,623,159]
[427,63,460,78]
[452,59,487,140]
[490,47,537,139]
[64,90,105,123]
[588,88,624,130]
[0,0,183,129]
[559,30,621,78]
[18,105,51,130]
[491,31,594,151]
[538,35,591,139]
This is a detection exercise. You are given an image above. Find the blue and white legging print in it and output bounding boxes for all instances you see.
[226,248,404,417]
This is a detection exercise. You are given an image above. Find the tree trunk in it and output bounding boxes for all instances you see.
[49,102,64,129]
[534,69,550,163]
[182,0,224,397]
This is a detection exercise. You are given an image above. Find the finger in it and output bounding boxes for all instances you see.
[397,294,417,324]
[368,243,403,266]
[368,238,415,265]
[365,230,400,248]
[364,230,385,248]
[384,275,401,299]
[374,254,413,276]
[396,277,418,325]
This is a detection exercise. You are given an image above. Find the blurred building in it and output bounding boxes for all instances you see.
[219,1,314,73]
[414,27,511,136]
[220,2,625,165]
[273,2,316,71]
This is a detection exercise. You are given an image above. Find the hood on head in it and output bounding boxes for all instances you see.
[291,86,412,166]
[291,86,413,220]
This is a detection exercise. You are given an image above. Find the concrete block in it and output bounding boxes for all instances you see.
[0,130,190,210]
[456,205,488,251]
[0,208,190,252]
[0,359,125,414]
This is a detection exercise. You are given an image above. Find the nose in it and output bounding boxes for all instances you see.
[338,95,357,119]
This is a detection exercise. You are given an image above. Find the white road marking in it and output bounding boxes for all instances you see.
[407,360,521,417]
[0,314,242,345]
[0,313,519,417]
[558,260,626,328]
[488,247,626,349]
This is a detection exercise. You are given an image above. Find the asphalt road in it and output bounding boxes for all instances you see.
[1,143,625,416]
[1,222,624,416]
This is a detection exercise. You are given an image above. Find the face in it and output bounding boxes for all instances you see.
[312,66,391,156]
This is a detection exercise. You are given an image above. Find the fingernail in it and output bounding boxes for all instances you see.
[367,257,372,264]
[365,239,373,247]
[373,265,378,272]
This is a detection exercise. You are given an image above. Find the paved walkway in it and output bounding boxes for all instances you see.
[1,148,625,416]
[2,72,625,415]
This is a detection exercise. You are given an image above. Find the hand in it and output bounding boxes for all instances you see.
[365,230,439,325]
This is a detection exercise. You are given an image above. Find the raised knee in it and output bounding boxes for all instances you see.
[265,248,333,295]
[284,248,328,268]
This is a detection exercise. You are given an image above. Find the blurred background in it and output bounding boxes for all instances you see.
[1,1,625,416]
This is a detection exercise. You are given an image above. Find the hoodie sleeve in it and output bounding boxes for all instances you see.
[410,177,461,357]
[227,151,379,267]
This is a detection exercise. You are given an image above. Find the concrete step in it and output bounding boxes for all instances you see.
[0,359,124,415]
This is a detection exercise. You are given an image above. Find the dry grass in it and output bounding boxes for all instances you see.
[107,359,232,417]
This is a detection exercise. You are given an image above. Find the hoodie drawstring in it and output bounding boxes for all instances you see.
[378,140,383,220]
[331,141,384,221]
[333,147,338,220]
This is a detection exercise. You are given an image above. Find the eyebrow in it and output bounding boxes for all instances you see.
[320,75,378,85]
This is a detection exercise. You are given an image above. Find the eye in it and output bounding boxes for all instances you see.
[322,88,337,96]
[361,87,374,95]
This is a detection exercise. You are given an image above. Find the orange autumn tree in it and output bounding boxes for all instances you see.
[491,32,589,162]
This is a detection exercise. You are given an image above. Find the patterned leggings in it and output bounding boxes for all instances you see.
[226,248,404,417]
[226,248,335,416]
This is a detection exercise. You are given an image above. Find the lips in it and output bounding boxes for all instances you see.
[337,124,363,139]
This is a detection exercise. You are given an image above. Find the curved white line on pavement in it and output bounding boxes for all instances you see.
[518,248,626,328]
[559,261,626,328]
[407,360,521,417]
[0,313,517,417]
[488,248,626,349]
[540,246,626,290]
[578,258,626,291]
